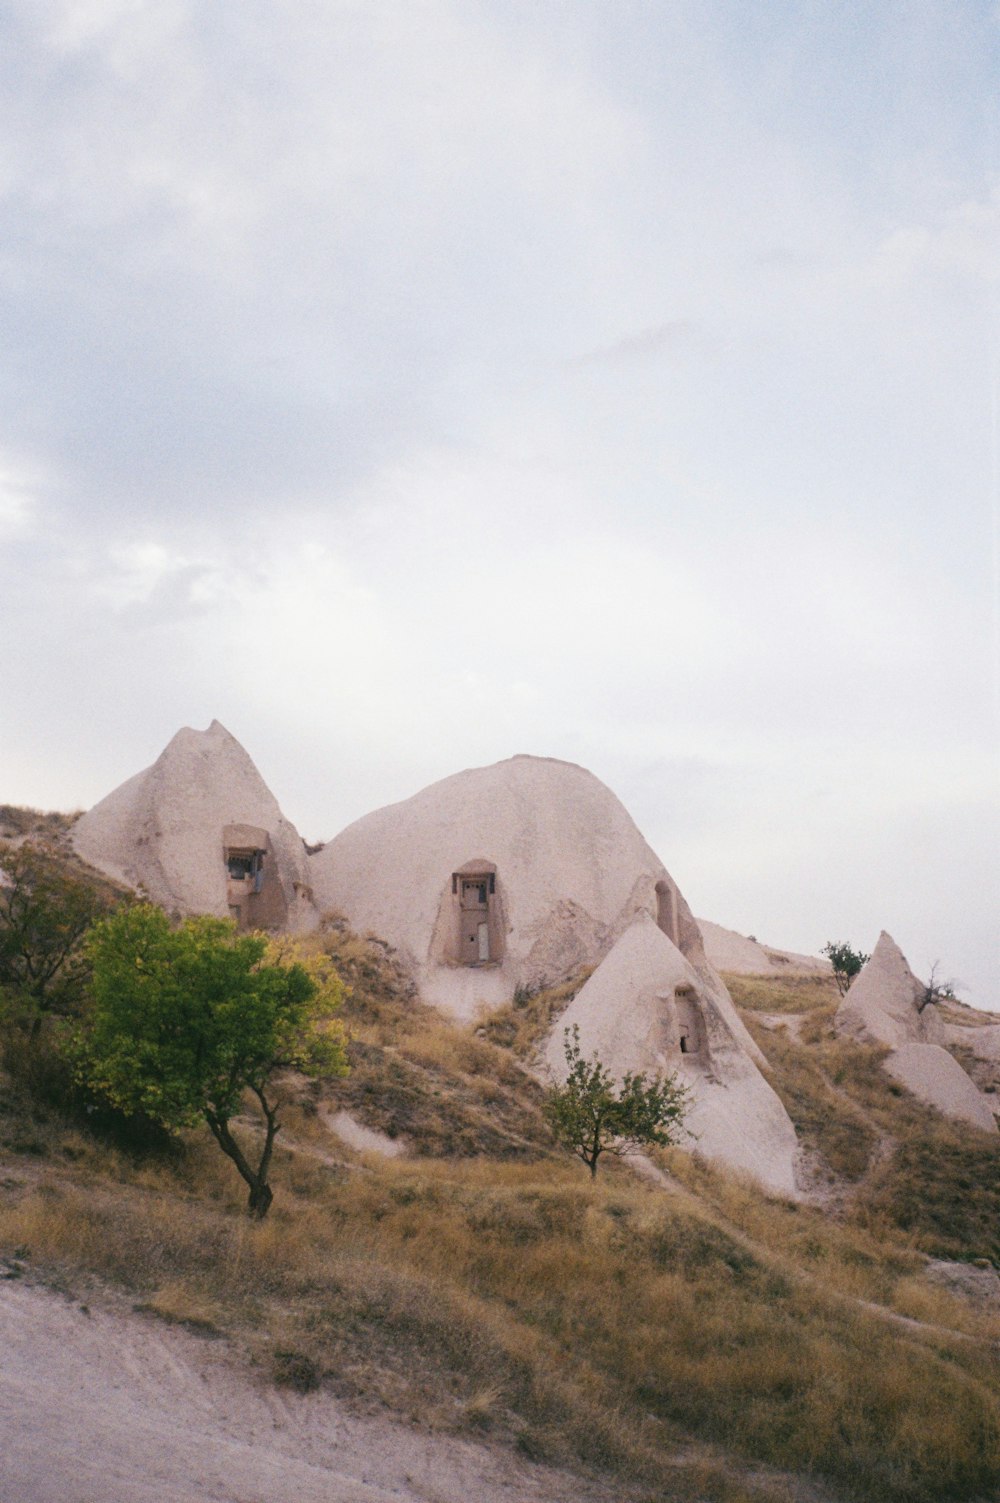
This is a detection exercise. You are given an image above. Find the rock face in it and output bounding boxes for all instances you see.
[541,914,800,1196]
[836,932,996,1134]
[697,919,829,977]
[884,1044,997,1134]
[942,1016,1000,1065]
[309,754,742,1026]
[71,721,315,930]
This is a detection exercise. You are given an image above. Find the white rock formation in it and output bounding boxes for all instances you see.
[884,1044,997,1134]
[71,721,316,930]
[310,754,746,1029]
[541,914,800,1196]
[835,931,944,1049]
[697,919,829,977]
[836,932,996,1134]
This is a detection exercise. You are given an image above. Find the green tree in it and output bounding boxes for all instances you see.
[0,842,110,1037]
[822,941,871,997]
[76,905,348,1216]
[543,1025,689,1180]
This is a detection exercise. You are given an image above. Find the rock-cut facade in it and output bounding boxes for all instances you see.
[71,720,316,931]
[308,754,801,1191]
[541,914,801,1196]
[309,754,727,1022]
[74,733,805,1190]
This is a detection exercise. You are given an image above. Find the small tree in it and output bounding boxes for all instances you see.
[76,905,348,1217]
[822,941,871,997]
[918,961,958,1014]
[543,1025,689,1180]
[0,842,110,1037]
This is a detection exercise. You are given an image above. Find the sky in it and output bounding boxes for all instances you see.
[1,0,998,1004]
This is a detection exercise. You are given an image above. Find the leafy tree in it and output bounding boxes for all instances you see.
[0,842,110,1036]
[76,905,348,1216]
[822,941,871,997]
[543,1025,689,1179]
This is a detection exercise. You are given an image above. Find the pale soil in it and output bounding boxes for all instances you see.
[323,1107,407,1158]
[0,1276,619,1503]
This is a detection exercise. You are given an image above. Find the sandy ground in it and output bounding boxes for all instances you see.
[0,1278,616,1503]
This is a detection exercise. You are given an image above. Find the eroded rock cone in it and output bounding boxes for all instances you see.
[72,720,315,930]
[310,753,741,1027]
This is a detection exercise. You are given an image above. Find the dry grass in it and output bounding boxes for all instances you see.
[741,1017,878,1181]
[2,1094,999,1503]
[852,1124,1000,1264]
[288,920,555,1159]
[3,947,1000,1502]
[0,804,81,841]
[722,973,839,1016]
[732,975,1000,1262]
[480,970,594,1058]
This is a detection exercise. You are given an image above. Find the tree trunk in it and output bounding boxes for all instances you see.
[204,1098,280,1220]
[247,1179,274,1217]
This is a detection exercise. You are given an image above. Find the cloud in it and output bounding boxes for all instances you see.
[0,455,41,540]
[571,320,703,367]
[1,2,998,1002]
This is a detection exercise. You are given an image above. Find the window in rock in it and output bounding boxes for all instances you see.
[226,849,264,891]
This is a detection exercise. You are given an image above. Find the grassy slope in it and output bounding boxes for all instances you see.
[1,928,999,1503]
[727,972,1000,1263]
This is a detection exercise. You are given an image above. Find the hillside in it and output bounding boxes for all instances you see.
[2,887,999,1503]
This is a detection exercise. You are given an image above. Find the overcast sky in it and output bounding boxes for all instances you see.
[2,1,998,1004]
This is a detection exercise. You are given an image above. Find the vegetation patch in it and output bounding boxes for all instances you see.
[480,970,593,1057]
[733,975,1000,1265]
[723,973,839,1016]
[854,1126,1000,1264]
[3,888,1000,1503]
[298,920,555,1159]
[2,1134,998,1503]
[741,1016,877,1181]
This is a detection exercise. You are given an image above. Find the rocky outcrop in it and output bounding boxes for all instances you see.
[884,1044,997,1134]
[835,932,944,1049]
[836,932,996,1134]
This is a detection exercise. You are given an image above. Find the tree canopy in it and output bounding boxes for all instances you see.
[76,904,348,1215]
[0,841,110,1035]
[822,941,871,997]
[543,1025,690,1179]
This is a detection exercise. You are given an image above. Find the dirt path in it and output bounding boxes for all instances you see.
[0,1278,615,1503]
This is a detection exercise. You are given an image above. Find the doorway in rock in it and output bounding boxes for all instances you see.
[450,861,502,966]
[674,984,707,1057]
[460,876,490,962]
